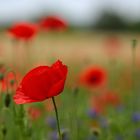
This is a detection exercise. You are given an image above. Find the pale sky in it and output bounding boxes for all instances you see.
[0,0,140,26]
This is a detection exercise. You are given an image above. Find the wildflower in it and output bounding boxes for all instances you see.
[48,128,69,140]
[46,116,57,129]
[135,128,140,139]
[40,16,67,31]
[13,60,68,104]
[99,117,109,128]
[79,66,107,88]
[8,22,38,40]
[91,91,121,114]
[87,109,99,119]
[132,112,140,123]
[104,35,121,58]
[100,92,121,106]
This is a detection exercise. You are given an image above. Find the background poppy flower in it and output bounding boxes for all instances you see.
[8,22,38,40]
[101,91,121,106]
[104,35,121,58]
[91,91,121,114]
[28,107,42,121]
[13,60,68,104]
[79,66,107,88]
[40,16,67,31]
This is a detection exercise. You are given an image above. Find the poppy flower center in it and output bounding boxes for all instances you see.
[88,74,101,85]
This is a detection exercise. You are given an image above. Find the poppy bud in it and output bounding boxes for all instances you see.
[1,125,7,136]
[25,126,32,137]
[61,128,69,140]
[4,94,11,107]
[132,39,137,48]
[72,86,79,96]
[90,127,101,137]
[10,79,15,86]
[0,73,4,81]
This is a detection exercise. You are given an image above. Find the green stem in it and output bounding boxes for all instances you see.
[52,97,62,140]
[19,105,25,139]
[131,39,137,111]
[73,87,79,140]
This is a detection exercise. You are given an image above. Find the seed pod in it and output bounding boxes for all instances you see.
[4,94,11,108]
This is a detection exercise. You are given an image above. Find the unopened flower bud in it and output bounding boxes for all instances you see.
[4,94,11,108]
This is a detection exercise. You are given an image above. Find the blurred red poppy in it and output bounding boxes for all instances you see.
[104,35,121,58]
[13,60,68,104]
[40,16,67,31]
[8,22,38,40]
[92,91,121,114]
[79,66,107,88]
[0,69,20,93]
[28,107,42,121]
[101,92,121,106]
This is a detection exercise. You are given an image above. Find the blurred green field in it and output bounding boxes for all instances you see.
[0,31,140,67]
[0,31,140,140]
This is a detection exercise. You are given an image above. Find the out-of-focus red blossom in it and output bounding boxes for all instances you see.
[92,91,121,114]
[13,60,68,104]
[28,107,42,121]
[104,35,121,57]
[100,92,121,106]
[8,22,38,40]
[40,16,67,31]
[0,70,21,93]
[6,72,20,91]
[79,66,107,88]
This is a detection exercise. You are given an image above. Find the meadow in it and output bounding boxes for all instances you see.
[0,28,140,140]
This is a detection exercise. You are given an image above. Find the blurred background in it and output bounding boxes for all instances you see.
[0,0,140,70]
[0,0,140,30]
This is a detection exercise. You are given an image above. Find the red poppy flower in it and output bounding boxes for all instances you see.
[28,107,42,121]
[101,92,121,106]
[8,22,38,40]
[40,16,67,31]
[92,91,121,114]
[13,60,68,104]
[104,35,121,57]
[79,66,107,88]
[0,70,20,93]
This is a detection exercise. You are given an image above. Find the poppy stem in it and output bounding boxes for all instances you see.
[52,97,62,140]
[131,39,137,111]
[72,87,79,139]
